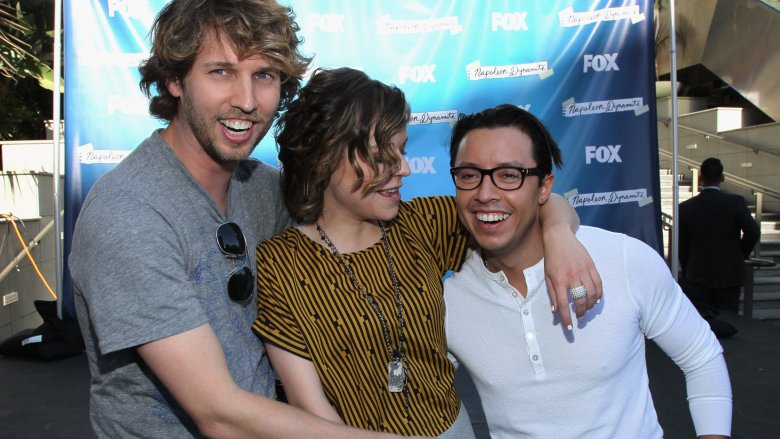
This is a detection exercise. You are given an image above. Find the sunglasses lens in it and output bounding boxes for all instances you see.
[217,223,251,303]
[217,222,246,256]
[228,266,253,303]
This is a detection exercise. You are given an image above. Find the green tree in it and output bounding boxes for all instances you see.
[0,0,59,141]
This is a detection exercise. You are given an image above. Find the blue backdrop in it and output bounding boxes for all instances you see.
[62,0,660,319]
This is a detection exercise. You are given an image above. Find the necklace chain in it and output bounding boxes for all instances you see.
[315,221,409,406]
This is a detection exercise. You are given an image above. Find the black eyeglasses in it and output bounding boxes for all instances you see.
[216,222,253,304]
[450,166,545,191]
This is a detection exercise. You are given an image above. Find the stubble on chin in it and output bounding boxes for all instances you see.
[179,88,277,164]
[203,115,277,163]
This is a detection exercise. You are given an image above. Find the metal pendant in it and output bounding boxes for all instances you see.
[387,359,405,393]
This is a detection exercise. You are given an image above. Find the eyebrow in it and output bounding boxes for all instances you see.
[199,61,233,69]
[199,59,278,71]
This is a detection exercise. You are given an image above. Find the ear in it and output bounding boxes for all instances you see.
[166,77,183,98]
[538,174,554,205]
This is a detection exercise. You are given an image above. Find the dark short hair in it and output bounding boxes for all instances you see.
[138,0,310,122]
[276,67,411,224]
[449,104,563,182]
[700,157,724,184]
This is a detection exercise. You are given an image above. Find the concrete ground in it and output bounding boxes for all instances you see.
[1,311,779,438]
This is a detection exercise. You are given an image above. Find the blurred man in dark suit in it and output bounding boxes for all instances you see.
[679,157,760,312]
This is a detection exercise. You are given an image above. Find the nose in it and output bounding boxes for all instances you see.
[474,173,500,202]
[230,76,257,113]
[397,155,411,177]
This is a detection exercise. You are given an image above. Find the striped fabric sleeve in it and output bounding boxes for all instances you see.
[252,236,311,360]
[405,196,469,274]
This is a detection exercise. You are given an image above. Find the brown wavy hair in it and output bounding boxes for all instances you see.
[276,67,411,224]
[138,0,311,122]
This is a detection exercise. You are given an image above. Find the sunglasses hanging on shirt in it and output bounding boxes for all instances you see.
[216,222,253,304]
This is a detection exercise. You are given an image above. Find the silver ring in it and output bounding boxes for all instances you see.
[568,285,587,301]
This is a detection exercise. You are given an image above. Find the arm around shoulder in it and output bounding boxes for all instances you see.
[539,194,603,326]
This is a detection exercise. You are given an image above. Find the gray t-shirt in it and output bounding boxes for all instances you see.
[69,130,290,438]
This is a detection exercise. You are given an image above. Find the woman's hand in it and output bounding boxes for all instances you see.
[542,222,602,329]
[539,194,603,330]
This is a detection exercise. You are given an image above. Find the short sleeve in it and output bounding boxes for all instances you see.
[405,196,469,274]
[69,192,207,354]
[252,238,310,360]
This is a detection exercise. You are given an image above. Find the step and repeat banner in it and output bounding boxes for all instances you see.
[62,0,660,318]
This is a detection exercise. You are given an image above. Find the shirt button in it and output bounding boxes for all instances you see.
[523,309,529,315]
[526,332,534,340]
[532,354,539,361]
[512,292,518,297]
[499,275,506,282]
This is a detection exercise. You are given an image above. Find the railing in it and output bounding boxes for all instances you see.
[664,212,777,319]
[658,150,780,256]
[0,214,58,287]
[743,258,777,319]
[661,211,674,263]
[658,149,780,204]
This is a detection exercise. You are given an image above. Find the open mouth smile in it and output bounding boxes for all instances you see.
[220,119,252,134]
[476,212,510,224]
[378,188,400,198]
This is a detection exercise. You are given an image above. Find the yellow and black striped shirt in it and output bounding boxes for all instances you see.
[253,196,469,436]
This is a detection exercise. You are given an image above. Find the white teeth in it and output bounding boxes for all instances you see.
[382,188,399,194]
[476,212,509,223]
[221,119,252,131]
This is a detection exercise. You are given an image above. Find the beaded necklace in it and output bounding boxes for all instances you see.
[315,221,410,409]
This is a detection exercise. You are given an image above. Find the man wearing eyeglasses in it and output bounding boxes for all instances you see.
[68,1,419,438]
[442,104,732,438]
